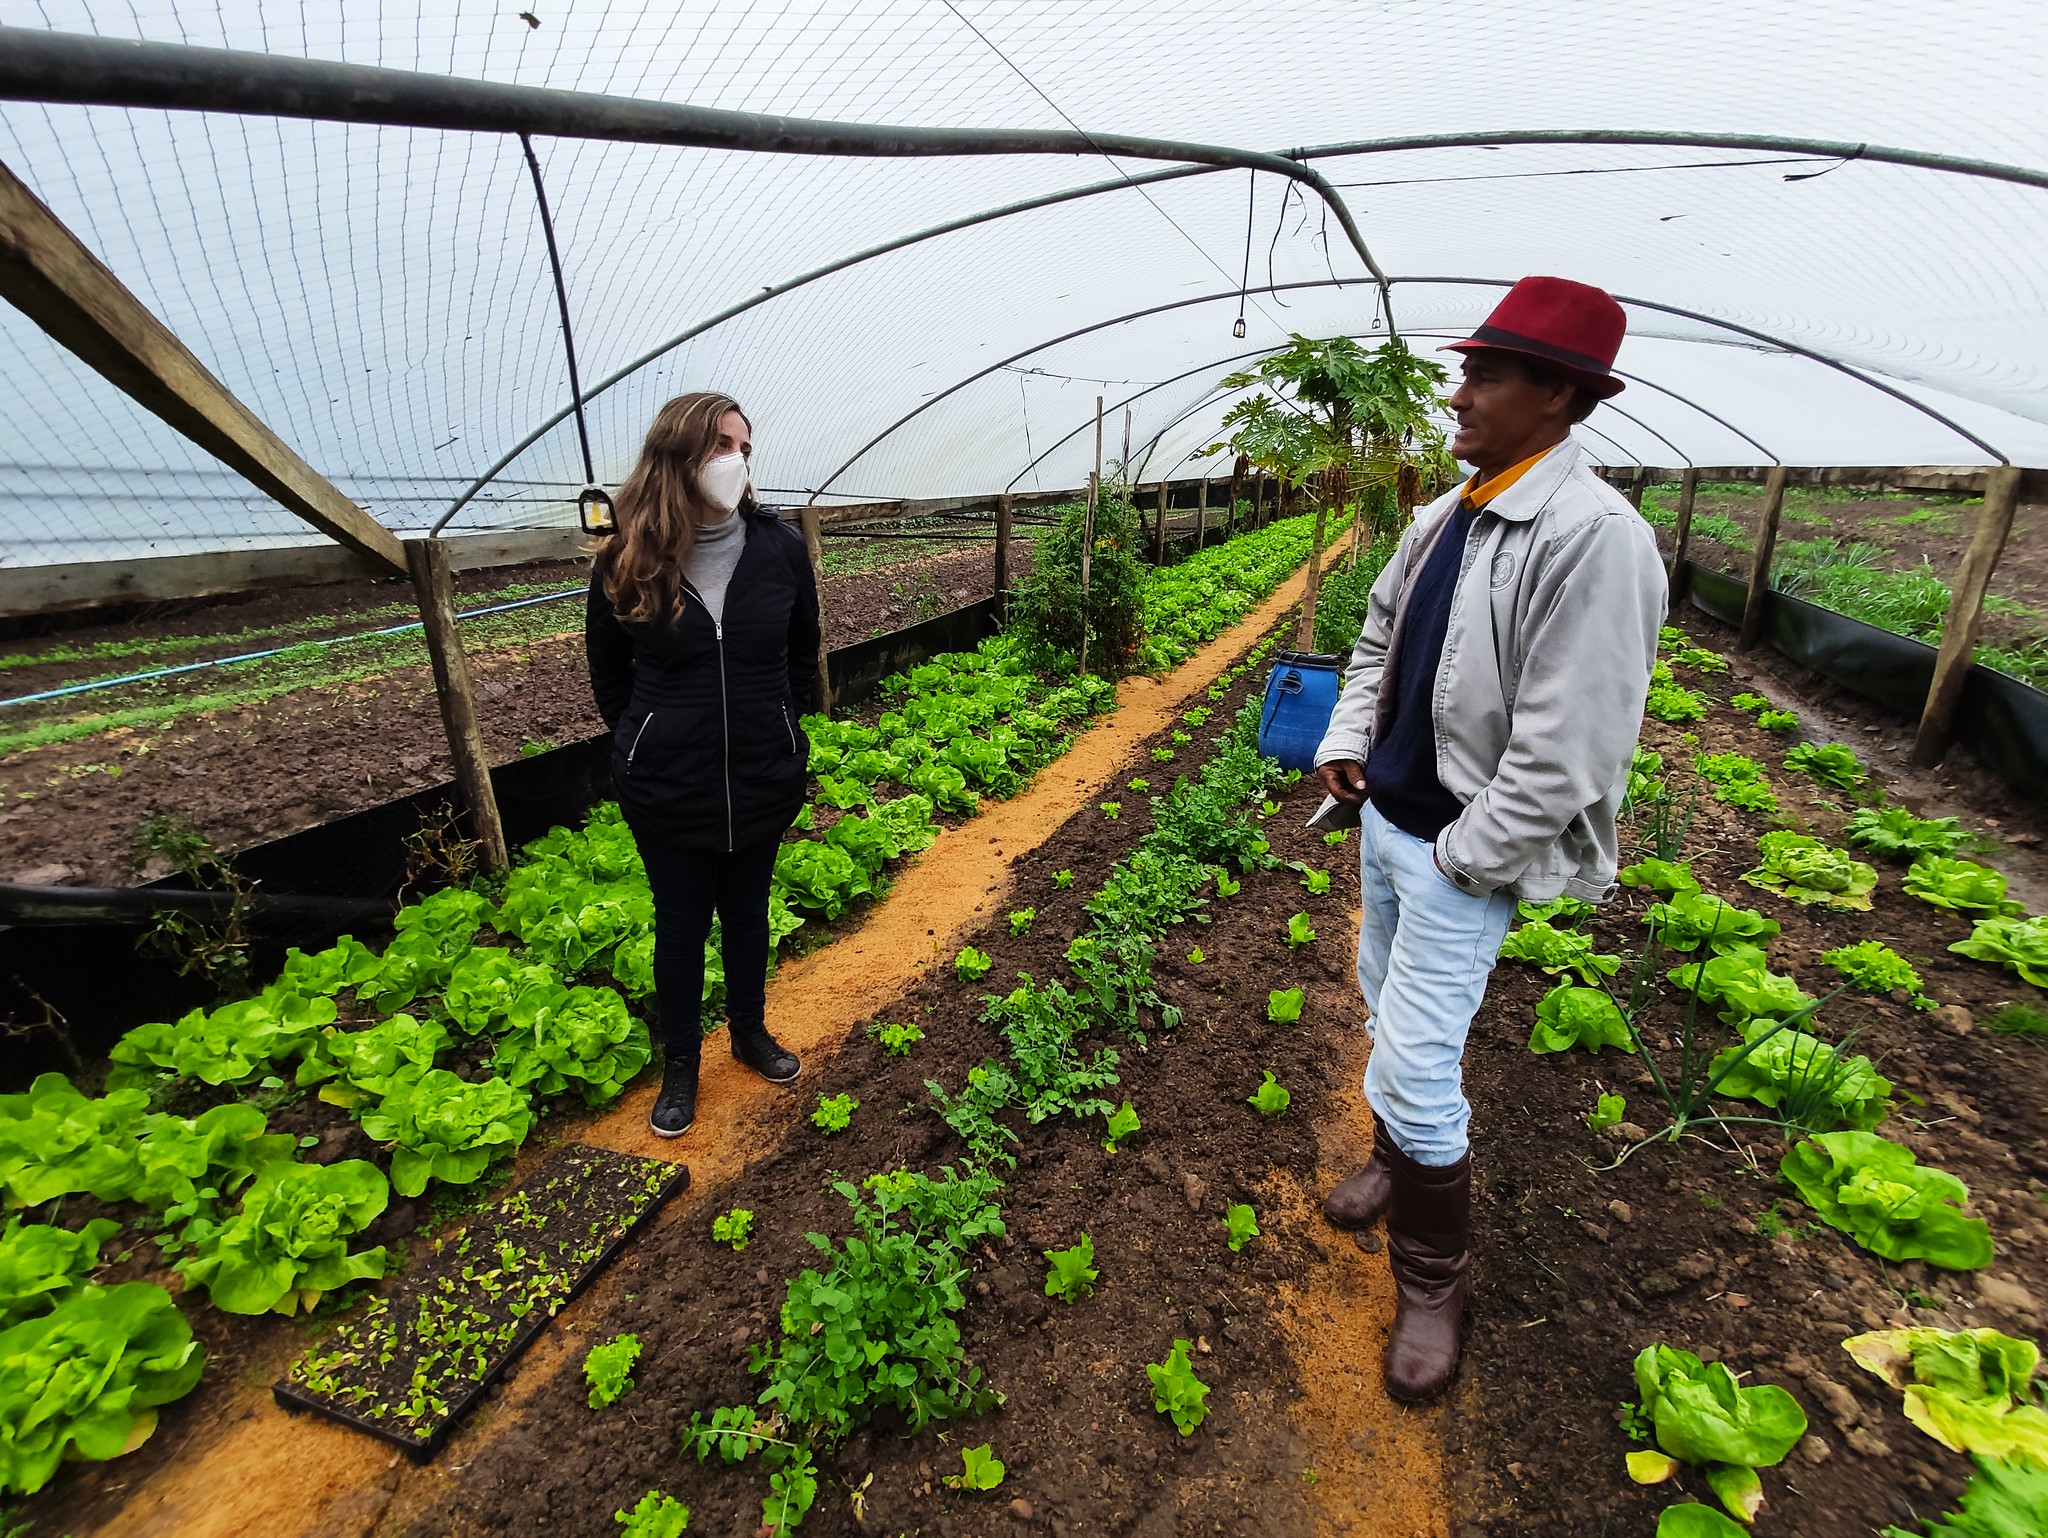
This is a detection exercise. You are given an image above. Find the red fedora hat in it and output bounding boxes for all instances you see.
[1444,276,1627,398]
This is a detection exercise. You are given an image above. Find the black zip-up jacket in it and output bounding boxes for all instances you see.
[585,509,821,851]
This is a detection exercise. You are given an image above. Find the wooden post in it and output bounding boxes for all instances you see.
[798,505,832,712]
[0,158,405,572]
[1295,483,1328,651]
[994,492,1013,618]
[404,539,509,874]
[1154,481,1168,566]
[1627,468,1647,510]
[1736,465,1790,651]
[1913,464,2025,766]
[1196,476,1209,552]
[1079,395,1101,675]
[1668,467,1700,604]
[1254,473,1267,527]
[1227,454,1245,541]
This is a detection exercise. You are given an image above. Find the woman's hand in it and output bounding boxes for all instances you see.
[1317,758,1368,806]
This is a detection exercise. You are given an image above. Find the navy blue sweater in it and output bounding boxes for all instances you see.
[1366,500,1475,841]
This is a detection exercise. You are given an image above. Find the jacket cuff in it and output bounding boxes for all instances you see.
[1313,727,1371,768]
[1432,825,1495,898]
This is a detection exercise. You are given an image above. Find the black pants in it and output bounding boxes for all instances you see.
[639,834,782,1060]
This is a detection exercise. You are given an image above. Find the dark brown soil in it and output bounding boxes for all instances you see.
[0,544,1014,889]
[381,625,1363,1538]
[1446,656,2048,1537]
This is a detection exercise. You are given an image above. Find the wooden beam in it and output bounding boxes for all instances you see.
[1195,475,1209,552]
[993,492,1012,618]
[1736,465,1790,651]
[1913,464,2024,766]
[1079,396,1100,675]
[1227,454,1245,541]
[798,506,833,713]
[0,158,405,572]
[1626,468,1647,510]
[1668,467,1699,604]
[403,538,509,874]
[1294,483,1327,652]
[1154,481,1168,566]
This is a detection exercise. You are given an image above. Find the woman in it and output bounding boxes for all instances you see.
[586,392,820,1138]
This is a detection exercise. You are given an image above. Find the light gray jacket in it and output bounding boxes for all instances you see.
[1312,438,1666,901]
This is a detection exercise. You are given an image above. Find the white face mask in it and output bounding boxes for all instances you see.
[698,449,752,514]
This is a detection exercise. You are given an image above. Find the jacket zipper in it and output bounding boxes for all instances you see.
[626,712,655,772]
[680,576,735,851]
[782,702,797,755]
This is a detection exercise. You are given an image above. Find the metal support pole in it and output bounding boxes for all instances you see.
[1737,465,1790,651]
[1668,467,1700,604]
[404,538,509,874]
[1913,465,2024,766]
[798,506,832,712]
[994,492,1012,618]
[1080,396,1101,675]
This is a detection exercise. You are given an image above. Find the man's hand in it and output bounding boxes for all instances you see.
[1317,758,1368,807]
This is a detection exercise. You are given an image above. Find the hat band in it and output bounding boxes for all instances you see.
[1467,323,1614,378]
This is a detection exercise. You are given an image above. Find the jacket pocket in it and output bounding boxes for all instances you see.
[625,711,656,774]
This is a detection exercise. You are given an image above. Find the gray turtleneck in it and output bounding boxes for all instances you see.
[685,511,746,626]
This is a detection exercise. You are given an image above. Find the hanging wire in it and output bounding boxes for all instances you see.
[519,133,595,490]
[1234,170,1254,338]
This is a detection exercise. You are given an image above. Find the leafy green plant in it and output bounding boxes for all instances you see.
[1846,807,1968,862]
[107,985,337,1089]
[1619,858,1701,898]
[1247,1072,1291,1116]
[1623,745,1666,813]
[0,1074,152,1208]
[1042,1234,1097,1302]
[175,1160,389,1316]
[1499,922,1623,985]
[1285,912,1317,947]
[1821,939,1929,1003]
[1665,945,1813,1025]
[1008,908,1035,935]
[1654,1501,1752,1536]
[1670,646,1729,674]
[1730,692,1771,713]
[1783,741,1868,791]
[1517,895,1597,927]
[1529,985,1634,1055]
[1780,1131,1993,1270]
[1624,1343,1807,1525]
[954,946,993,980]
[1268,988,1304,1024]
[712,1209,754,1251]
[1903,855,2021,916]
[811,1093,858,1134]
[1950,914,2048,986]
[1981,1001,2048,1038]
[614,1490,690,1538]
[1843,1326,2048,1466]
[1225,1204,1260,1252]
[1100,802,1122,820]
[584,1333,642,1408]
[358,1069,535,1198]
[1299,866,1332,895]
[1053,869,1075,889]
[1323,829,1348,846]
[0,1217,117,1331]
[1147,1338,1213,1434]
[1879,1454,2048,1538]
[1185,945,1205,964]
[1585,1092,1626,1132]
[867,1020,923,1057]
[1707,1023,1891,1132]
[945,1443,1006,1491]
[1643,892,1779,954]
[0,1282,206,1495]
[297,1012,450,1107]
[1756,709,1798,731]
[1645,681,1709,722]
[1216,871,1241,897]
[1741,831,1877,910]
[1100,1101,1141,1152]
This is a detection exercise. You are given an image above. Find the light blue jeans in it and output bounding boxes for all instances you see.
[1355,801,1517,1166]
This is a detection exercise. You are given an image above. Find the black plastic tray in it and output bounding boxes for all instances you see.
[272,1143,689,1460]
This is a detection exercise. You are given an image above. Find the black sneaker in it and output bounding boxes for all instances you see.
[649,1056,698,1138]
[730,1025,800,1084]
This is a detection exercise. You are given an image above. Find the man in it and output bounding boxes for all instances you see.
[1311,275,1666,1401]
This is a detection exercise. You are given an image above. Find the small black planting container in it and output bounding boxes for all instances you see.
[273,1142,688,1459]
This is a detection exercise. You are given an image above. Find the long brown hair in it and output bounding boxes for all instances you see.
[601,391,753,625]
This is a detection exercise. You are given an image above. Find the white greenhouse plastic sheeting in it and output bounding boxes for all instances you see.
[2,0,2047,567]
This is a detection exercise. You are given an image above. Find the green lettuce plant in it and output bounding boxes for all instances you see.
[867,1020,923,1057]
[175,1160,389,1316]
[1585,1092,1626,1132]
[1619,859,1701,898]
[1741,831,1877,910]
[1267,988,1304,1023]
[1707,1022,1891,1132]
[1779,1131,1993,1270]
[359,1069,535,1198]
[1517,895,1597,926]
[1043,1235,1097,1301]
[1846,807,1968,862]
[1879,1456,2048,1538]
[811,1093,858,1134]
[1285,912,1317,947]
[1623,745,1666,812]
[614,1490,690,1538]
[1903,855,2022,917]
[440,947,563,1035]
[955,945,993,980]
[0,1074,151,1207]
[712,1208,754,1251]
[1843,1326,2048,1466]
[1783,741,1868,791]
[297,1012,450,1107]
[132,1101,298,1232]
[491,985,653,1106]
[1624,1343,1807,1525]
[1101,1101,1140,1151]
[584,1333,642,1408]
[1950,913,2048,986]
[1529,984,1634,1055]
[945,1443,1005,1491]
[0,1216,118,1330]
[1645,681,1708,722]
[1224,1204,1259,1252]
[107,985,337,1088]
[1499,921,1622,985]
[1247,1071,1291,1116]
[0,1282,206,1495]
[1147,1338,1212,1434]
[1821,939,1930,1004]
[1642,892,1780,953]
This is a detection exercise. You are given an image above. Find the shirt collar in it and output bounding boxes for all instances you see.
[1461,438,1580,522]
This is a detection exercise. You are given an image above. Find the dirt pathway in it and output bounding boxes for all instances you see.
[81,547,1378,1538]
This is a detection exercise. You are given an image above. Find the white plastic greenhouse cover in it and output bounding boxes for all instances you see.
[3,0,2048,567]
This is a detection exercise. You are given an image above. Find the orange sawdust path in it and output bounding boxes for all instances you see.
[78,546,1360,1538]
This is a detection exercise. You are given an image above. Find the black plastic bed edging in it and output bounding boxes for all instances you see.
[272,1143,690,1461]
[1682,561,2048,804]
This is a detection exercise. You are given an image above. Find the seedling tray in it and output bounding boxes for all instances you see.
[273,1142,688,1459]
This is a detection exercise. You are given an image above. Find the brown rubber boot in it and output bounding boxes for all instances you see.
[1382,1143,1472,1403]
[1322,1131,1395,1230]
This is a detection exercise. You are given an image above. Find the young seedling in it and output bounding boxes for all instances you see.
[944,1444,1006,1491]
[1268,988,1304,1023]
[711,1208,754,1251]
[1128,778,1150,792]
[583,1332,641,1409]
[1172,730,1193,745]
[1152,747,1176,762]
[1043,1235,1097,1302]
[1215,872,1241,897]
[1247,1072,1291,1116]
[614,1490,690,1538]
[1299,866,1332,895]
[1009,908,1036,936]
[1323,829,1348,846]
[1225,1204,1260,1251]
[1101,1100,1141,1152]
[1585,1093,1626,1133]
[1186,946,1205,965]
[811,1093,858,1134]
[1053,869,1075,889]
[1147,1338,1212,1434]
[1100,802,1122,820]
[955,946,993,980]
[867,1020,924,1057]
[1285,913,1317,947]
[1260,799,1281,817]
